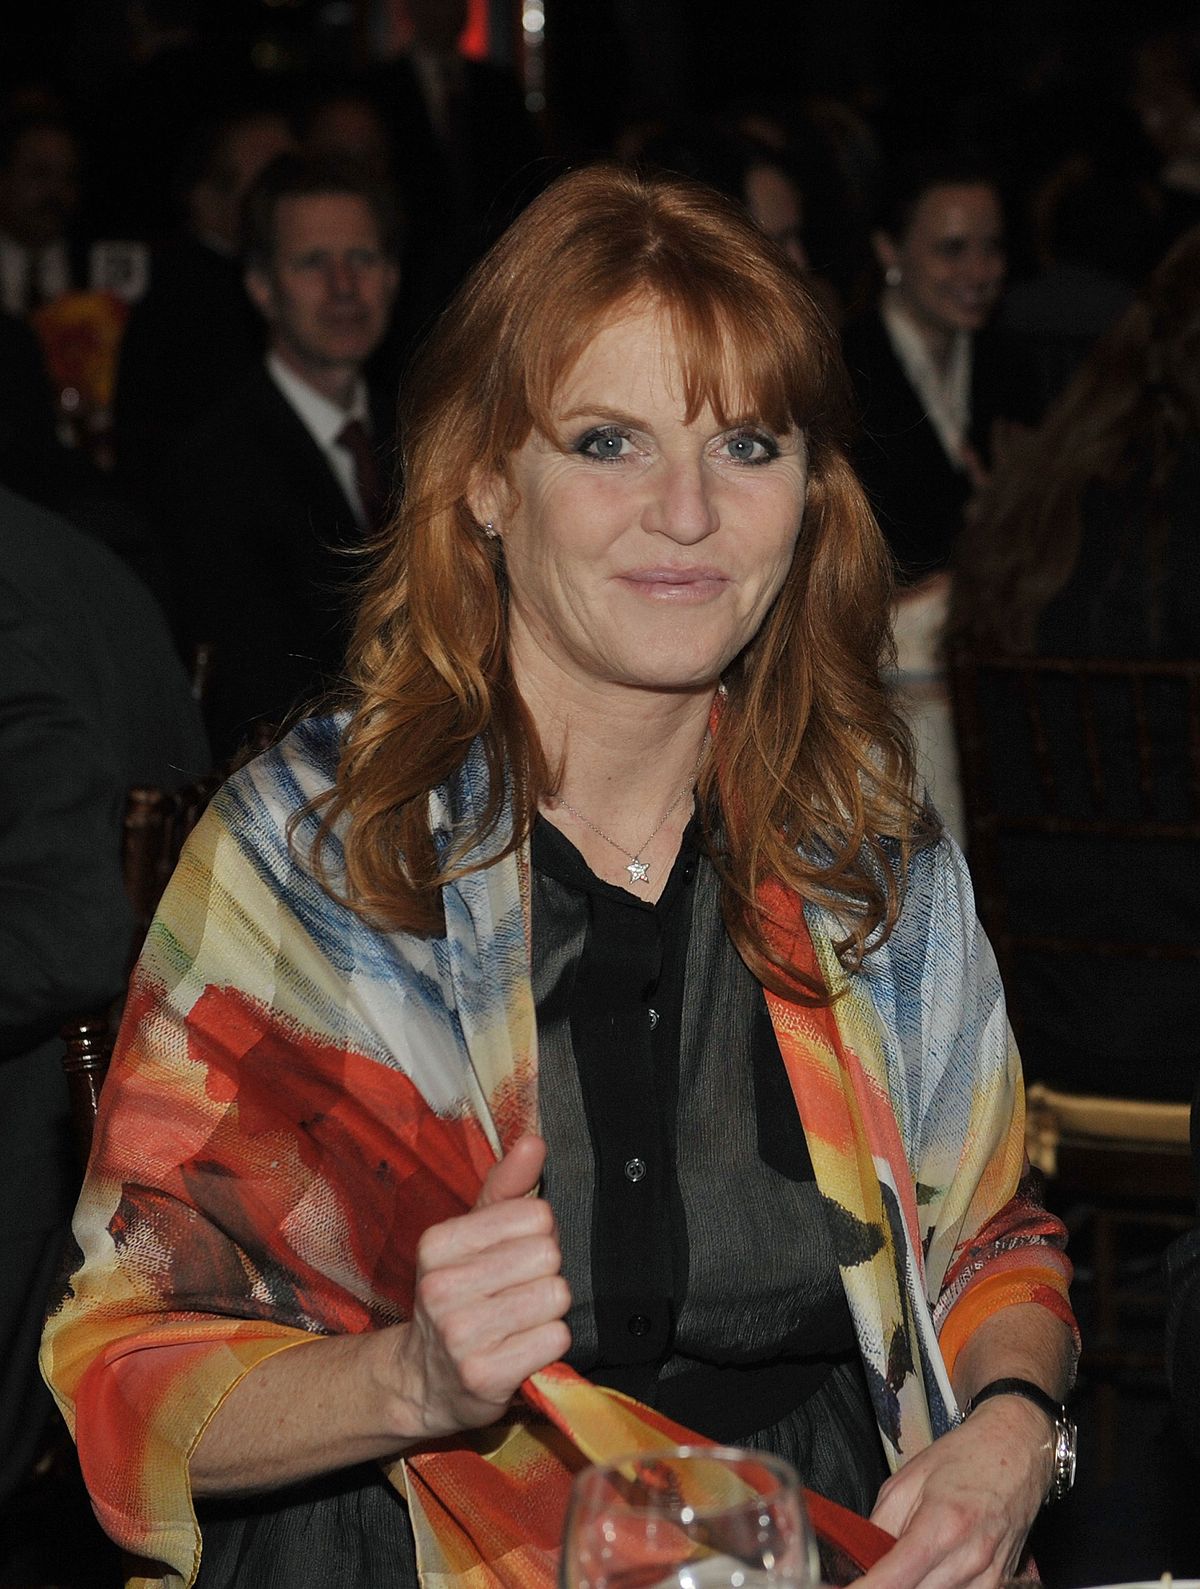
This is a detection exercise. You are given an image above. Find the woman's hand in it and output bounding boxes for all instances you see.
[861,1395,1052,1589]
[190,1134,571,1496]
[385,1133,572,1442]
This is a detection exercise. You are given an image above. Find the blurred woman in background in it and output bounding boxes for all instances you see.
[842,154,1028,583]
[841,154,1034,839]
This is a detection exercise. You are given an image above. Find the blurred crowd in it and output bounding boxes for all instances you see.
[3,0,1199,1036]
[2,6,1198,750]
[4,4,1200,1577]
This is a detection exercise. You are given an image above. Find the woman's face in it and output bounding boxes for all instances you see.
[478,301,808,703]
[878,182,1005,340]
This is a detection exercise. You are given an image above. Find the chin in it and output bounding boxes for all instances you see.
[320,341,373,363]
[948,308,991,333]
[614,645,730,695]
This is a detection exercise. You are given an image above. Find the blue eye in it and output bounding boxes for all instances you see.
[576,425,633,461]
[723,429,778,464]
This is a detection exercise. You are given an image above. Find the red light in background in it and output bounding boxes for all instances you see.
[460,0,489,58]
[380,0,492,59]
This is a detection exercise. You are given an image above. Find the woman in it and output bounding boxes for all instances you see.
[842,155,1027,582]
[42,167,1075,1589]
[841,155,1029,841]
[948,225,1200,1101]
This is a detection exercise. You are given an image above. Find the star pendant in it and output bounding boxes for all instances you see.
[627,859,650,884]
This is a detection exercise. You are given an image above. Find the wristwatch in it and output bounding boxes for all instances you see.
[961,1377,1077,1504]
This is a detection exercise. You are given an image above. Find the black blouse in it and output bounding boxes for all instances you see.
[532,815,886,1513]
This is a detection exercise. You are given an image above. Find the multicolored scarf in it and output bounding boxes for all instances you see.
[41,717,1074,1588]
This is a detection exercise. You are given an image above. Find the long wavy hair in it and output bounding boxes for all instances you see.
[949,225,1200,654]
[311,164,930,1001]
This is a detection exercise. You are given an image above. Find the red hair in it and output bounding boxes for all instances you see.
[311,164,930,999]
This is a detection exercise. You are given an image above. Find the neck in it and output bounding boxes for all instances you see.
[272,343,360,409]
[884,287,955,370]
[519,659,713,841]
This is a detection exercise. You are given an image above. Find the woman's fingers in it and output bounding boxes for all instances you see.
[861,1403,1047,1589]
[419,1195,558,1267]
[416,1135,555,1267]
[443,1303,573,1406]
[420,1257,570,1347]
[474,1132,547,1207]
[392,1134,571,1440]
[420,1228,562,1308]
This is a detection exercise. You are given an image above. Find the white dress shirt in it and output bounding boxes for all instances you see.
[880,294,973,471]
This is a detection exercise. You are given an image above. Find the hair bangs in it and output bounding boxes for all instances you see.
[516,272,834,450]
[662,283,832,438]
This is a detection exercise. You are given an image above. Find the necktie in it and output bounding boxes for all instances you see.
[336,418,385,530]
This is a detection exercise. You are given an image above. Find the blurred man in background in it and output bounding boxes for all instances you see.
[154,152,401,760]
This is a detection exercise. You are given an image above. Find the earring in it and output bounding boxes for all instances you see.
[885,264,902,288]
[482,520,499,539]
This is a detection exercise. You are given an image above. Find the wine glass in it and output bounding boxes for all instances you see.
[560,1445,818,1589]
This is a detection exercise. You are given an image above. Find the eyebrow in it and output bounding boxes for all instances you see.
[554,404,789,433]
[556,405,649,428]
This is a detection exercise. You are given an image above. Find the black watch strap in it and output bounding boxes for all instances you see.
[963,1376,1060,1423]
[961,1377,1077,1504]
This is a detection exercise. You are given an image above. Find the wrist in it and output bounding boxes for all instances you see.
[367,1322,430,1448]
[959,1378,1077,1504]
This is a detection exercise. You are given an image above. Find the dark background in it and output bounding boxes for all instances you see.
[4,0,1197,152]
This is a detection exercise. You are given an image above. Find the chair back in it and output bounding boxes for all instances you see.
[121,777,222,957]
[949,651,1200,1478]
[949,652,1200,1006]
[61,773,222,1167]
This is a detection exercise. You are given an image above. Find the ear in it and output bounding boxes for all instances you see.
[466,465,511,534]
[244,266,275,322]
[871,229,898,273]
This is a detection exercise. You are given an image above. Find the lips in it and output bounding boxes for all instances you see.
[617,567,731,600]
[947,287,1000,314]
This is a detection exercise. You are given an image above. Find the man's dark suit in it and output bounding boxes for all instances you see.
[156,364,396,761]
[0,486,209,1503]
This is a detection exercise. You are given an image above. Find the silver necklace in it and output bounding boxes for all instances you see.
[554,740,707,887]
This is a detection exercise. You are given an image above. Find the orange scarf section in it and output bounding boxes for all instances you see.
[400,1364,894,1586]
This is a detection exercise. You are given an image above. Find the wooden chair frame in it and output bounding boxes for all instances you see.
[60,774,222,1167]
[948,650,1200,1479]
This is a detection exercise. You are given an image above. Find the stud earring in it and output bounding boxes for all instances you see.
[482,520,499,539]
[885,264,902,288]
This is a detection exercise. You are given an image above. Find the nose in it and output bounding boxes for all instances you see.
[644,453,719,543]
[966,247,1004,287]
[325,256,360,298]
